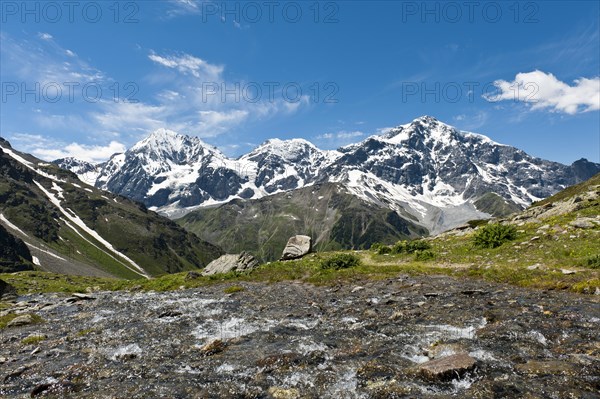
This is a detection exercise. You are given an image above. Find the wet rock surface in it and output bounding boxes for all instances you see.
[1,275,599,398]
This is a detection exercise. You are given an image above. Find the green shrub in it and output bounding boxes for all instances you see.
[586,254,600,269]
[320,253,361,270]
[414,250,435,261]
[473,223,517,248]
[406,240,432,253]
[390,239,431,254]
[377,246,392,255]
[391,241,407,254]
[370,242,384,252]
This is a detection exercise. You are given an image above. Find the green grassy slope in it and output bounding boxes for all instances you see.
[0,143,222,278]
[178,183,427,262]
[4,172,596,295]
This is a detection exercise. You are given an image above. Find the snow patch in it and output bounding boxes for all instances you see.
[33,180,150,278]
[0,214,28,236]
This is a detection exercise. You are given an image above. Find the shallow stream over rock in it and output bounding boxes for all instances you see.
[1,275,599,398]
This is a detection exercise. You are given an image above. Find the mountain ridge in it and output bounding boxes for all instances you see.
[52,116,600,234]
[0,140,223,277]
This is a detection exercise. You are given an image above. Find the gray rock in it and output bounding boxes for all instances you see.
[0,278,17,301]
[569,218,596,229]
[280,235,312,260]
[202,252,259,276]
[418,353,476,381]
[7,314,35,327]
[185,271,201,280]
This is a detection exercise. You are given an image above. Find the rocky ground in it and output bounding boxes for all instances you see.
[1,275,599,398]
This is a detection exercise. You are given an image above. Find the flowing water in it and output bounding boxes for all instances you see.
[1,275,599,398]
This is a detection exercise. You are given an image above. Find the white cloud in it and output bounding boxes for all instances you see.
[174,0,199,9]
[338,131,364,139]
[91,101,169,133]
[196,109,249,136]
[316,130,364,140]
[38,33,53,41]
[8,133,125,163]
[485,70,600,114]
[166,0,202,16]
[452,111,488,131]
[1,33,310,150]
[148,51,223,80]
[1,33,103,85]
[34,141,127,163]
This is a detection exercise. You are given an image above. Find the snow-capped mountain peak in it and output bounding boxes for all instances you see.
[131,128,219,161]
[52,157,99,185]
[243,138,323,162]
[54,117,599,233]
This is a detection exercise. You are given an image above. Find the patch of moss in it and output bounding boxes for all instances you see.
[223,285,245,294]
[0,313,44,329]
[21,334,46,345]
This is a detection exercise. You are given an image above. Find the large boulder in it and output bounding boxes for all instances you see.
[0,278,17,301]
[418,353,476,381]
[201,252,259,276]
[280,235,312,261]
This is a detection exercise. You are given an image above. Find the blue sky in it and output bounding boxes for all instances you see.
[1,0,599,164]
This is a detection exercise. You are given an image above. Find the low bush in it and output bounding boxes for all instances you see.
[473,223,517,248]
[320,253,361,270]
[406,240,432,253]
[391,241,407,254]
[377,246,392,255]
[369,243,384,252]
[414,250,435,261]
[391,239,431,254]
[586,254,600,269]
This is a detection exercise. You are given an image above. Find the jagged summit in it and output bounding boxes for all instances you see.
[130,128,220,161]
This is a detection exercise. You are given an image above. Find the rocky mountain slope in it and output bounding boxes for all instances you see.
[57,117,598,236]
[0,224,34,273]
[0,138,222,278]
[178,183,427,261]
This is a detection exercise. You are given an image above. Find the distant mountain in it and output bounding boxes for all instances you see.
[52,157,100,186]
[91,129,341,219]
[55,117,600,235]
[0,138,222,278]
[178,182,427,262]
[319,116,599,232]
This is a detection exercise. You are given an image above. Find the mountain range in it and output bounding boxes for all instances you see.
[0,138,222,276]
[54,116,598,226]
